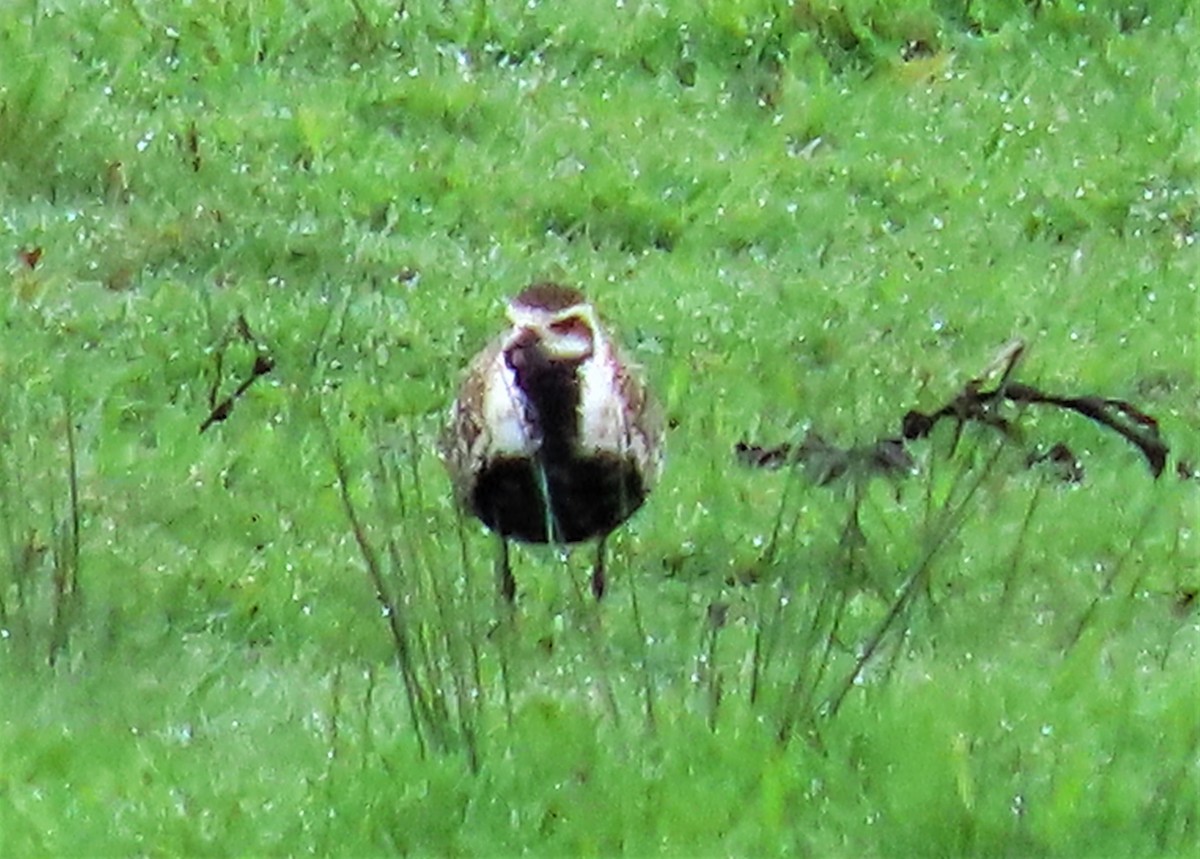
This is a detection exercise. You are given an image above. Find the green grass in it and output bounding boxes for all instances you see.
[2,0,1197,855]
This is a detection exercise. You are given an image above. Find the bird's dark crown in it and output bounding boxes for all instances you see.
[512,282,587,313]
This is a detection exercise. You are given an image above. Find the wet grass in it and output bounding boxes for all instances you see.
[1,0,1197,855]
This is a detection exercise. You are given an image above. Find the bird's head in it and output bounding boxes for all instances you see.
[504,283,599,365]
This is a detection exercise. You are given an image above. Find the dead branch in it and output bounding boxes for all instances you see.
[738,343,1171,482]
[199,314,276,433]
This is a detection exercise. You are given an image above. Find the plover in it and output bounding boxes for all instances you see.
[443,283,663,600]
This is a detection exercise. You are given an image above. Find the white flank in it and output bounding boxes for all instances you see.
[577,336,629,455]
[479,349,538,457]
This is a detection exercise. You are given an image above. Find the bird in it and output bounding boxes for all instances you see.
[442,283,663,602]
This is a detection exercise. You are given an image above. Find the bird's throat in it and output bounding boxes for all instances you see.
[506,340,583,458]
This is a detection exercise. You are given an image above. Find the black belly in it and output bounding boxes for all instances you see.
[471,453,647,544]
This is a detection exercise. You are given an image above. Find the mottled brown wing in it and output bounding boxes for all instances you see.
[613,340,665,489]
[440,335,504,505]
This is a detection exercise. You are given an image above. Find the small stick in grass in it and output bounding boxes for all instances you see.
[199,314,276,433]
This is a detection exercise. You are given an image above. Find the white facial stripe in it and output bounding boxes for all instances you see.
[505,303,597,329]
[506,306,545,329]
[504,303,598,362]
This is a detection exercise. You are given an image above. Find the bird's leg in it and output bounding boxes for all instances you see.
[591,534,608,600]
[490,535,516,730]
[496,536,516,604]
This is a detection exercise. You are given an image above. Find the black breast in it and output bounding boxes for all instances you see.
[471,453,648,544]
[504,333,581,456]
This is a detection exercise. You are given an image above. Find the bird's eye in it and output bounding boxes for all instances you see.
[549,316,590,338]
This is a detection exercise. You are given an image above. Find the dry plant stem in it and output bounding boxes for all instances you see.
[776,485,862,745]
[323,416,441,758]
[424,580,482,773]
[751,459,814,706]
[1151,720,1200,850]
[453,516,485,699]
[825,436,1010,719]
[749,581,784,707]
[374,433,480,772]
[492,535,516,733]
[566,556,624,730]
[762,444,808,565]
[359,664,385,776]
[0,424,19,634]
[306,286,346,374]
[626,558,659,735]
[697,608,723,732]
[319,665,344,852]
[65,394,81,593]
[707,637,724,732]
[1001,479,1047,608]
[443,514,488,767]
[48,394,82,669]
[1061,499,1161,654]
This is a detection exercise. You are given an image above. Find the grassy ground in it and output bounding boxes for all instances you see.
[1,0,1197,855]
